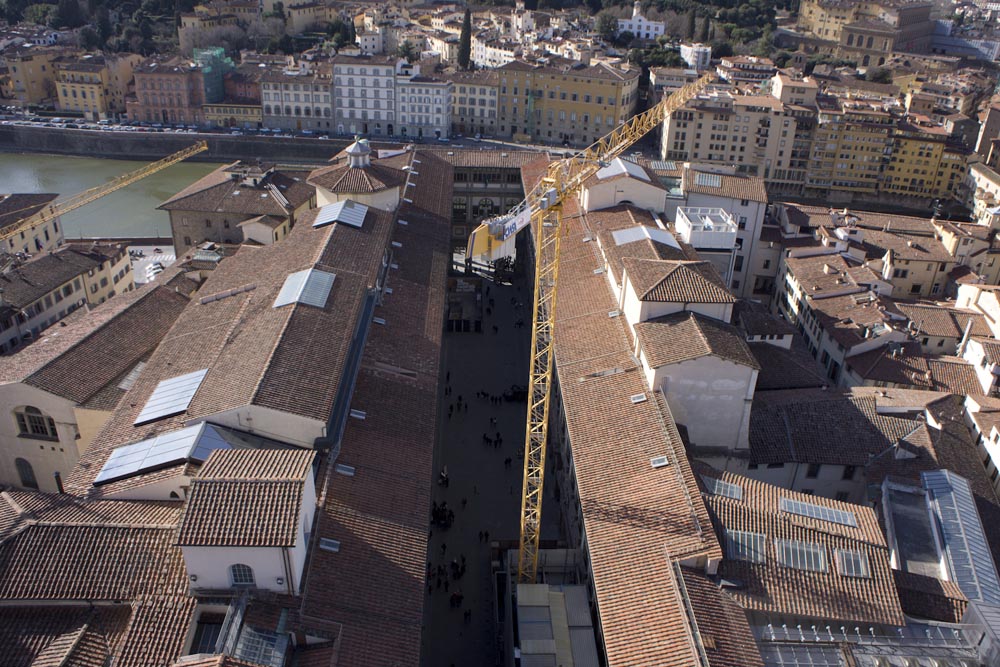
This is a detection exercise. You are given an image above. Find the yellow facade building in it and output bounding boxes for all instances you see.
[6,46,66,106]
[807,99,895,196]
[203,101,263,128]
[883,120,967,200]
[55,53,143,120]
[496,59,640,147]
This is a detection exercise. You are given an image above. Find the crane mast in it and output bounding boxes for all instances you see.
[467,73,715,583]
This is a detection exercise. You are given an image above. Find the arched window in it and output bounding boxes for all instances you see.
[229,563,255,587]
[15,406,57,439]
[15,458,37,490]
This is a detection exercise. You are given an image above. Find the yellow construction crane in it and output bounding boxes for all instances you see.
[467,74,714,583]
[1,141,209,244]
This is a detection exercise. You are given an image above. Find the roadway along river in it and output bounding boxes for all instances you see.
[0,153,222,239]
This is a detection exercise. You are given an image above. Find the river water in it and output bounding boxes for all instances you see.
[0,153,222,239]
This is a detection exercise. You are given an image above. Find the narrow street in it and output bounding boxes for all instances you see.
[420,270,562,666]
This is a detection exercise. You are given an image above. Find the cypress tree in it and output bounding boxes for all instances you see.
[458,8,472,70]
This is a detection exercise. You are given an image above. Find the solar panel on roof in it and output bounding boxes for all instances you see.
[923,470,1000,605]
[94,422,230,485]
[779,497,858,527]
[701,475,743,500]
[313,200,368,229]
[273,269,336,309]
[133,368,208,426]
[694,172,722,188]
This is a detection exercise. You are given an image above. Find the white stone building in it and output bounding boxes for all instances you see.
[679,43,711,70]
[396,67,452,140]
[616,1,665,41]
[332,54,399,137]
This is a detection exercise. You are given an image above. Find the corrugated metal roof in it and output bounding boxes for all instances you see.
[923,470,1000,605]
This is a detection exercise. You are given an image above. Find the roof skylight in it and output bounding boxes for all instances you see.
[725,529,766,563]
[313,200,368,229]
[834,548,871,578]
[273,269,336,309]
[95,422,230,486]
[775,539,827,572]
[779,498,858,527]
[701,475,743,500]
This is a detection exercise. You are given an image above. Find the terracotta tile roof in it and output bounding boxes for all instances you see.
[975,337,1000,364]
[424,147,545,168]
[622,257,735,303]
[0,285,189,404]
[0,193,58,231]
[683,167,767,203]
[779,203,938,236]
[158,163,314,217]
[749,342,829,391]
[177,449,314,547]
[0,605,132,667]
[306,161,406,194]
[750,390,912,466]
[299,150,451,667]
[892,569,968,624]
[0,492,186,604]
[859,229,955,263]
[700,467,905,626]
[895,301,991,339]
[589,205,694,285]
[66,204,395,496]
[679,567,765,667]
[735,301,796,337]
[0,247,103,308]
[521,157,727,667]
[635,311,760,370]
[846,346,982,395]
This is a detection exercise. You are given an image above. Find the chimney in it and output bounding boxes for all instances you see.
[53,471,65,494]
[958,317,974,356]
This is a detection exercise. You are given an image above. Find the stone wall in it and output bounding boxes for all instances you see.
[0,125,349,163]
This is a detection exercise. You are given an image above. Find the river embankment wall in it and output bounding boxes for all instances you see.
[0,125,350,163]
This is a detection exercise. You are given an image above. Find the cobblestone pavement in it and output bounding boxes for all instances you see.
[420,275,562,666]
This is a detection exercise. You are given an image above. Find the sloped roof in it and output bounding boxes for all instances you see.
[0,193,58,231]
[699,467,905,627]
[622,257,735,303]
[177,449,314,547]
[635,311,760,370]
[749,342,829,391]
[66,201,395,497]
[158,163,314,216]
[0,285,189,405]
[519,156,727,667]
[307,161,407,194]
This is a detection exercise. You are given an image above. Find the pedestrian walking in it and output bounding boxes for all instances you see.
[441,542,447,555]
[461,497,467,510]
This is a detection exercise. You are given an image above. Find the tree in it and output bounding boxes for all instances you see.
[595,11,617,42]
[79,25,100,49]
[96,5,112,44]
[865,67,892,84]
[698,17,709,43]
[397,39,419,63]
[52,0,85,28]
[686,8,696,39]
[458,8,471,70]
[23,3,54,24]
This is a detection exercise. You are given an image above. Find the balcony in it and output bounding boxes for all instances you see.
[674,207,738,250]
